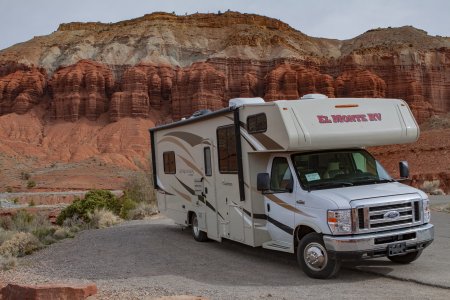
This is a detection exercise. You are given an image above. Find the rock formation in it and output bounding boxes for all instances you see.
[0,12,449,192]
[0,67,46,115]
[49,60,114,121]
[0,12,448,123]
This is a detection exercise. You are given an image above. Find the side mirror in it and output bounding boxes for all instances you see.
[399,161,409,178]
[257,173,270,191]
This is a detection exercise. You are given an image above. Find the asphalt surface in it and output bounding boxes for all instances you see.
[5,208,449,299]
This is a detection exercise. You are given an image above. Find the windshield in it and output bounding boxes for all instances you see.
[291,149,392,190]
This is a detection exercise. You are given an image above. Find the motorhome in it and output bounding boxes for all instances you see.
[150,94,434,279]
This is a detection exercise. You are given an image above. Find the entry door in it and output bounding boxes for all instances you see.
[201,144,219,239]
[265,157,295,243]
[214,124,244,241]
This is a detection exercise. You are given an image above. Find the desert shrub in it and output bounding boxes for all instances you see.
[53,227,74,240]
[0,228,15,245]
[0,254,17,270]
[88,208,122,229]
[27,180,36,189]
[10,210,34,232]
[421,180,445,195]
[0,216,13,231]
[56,190,122,225]
[124,172,156,204]
[62,215,86,233]
[422,113,450,130]
[28,199,35,206]
[6,186,13,193]
[20,172,30,180]
[32,226,57,245]
[119,196,137,219]
[0,232,41,257]
[128,202,157,220]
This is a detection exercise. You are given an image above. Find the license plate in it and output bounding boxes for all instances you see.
[387,242,406,256]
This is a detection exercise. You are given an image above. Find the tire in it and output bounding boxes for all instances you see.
[388,250,422,264]
[191,213,208,242]
[297,232,341,279]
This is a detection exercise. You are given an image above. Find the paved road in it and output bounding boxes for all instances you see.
[4,211,449,299]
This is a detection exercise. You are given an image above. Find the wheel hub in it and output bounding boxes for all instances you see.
[192,216,199,236]
[304,242,328,271]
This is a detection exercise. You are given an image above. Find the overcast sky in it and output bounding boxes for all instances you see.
[1,0,449,50]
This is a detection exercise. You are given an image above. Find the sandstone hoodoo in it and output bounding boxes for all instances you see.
[0,11,449,192]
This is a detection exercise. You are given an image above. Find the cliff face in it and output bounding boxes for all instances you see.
[0,12,449,123]
[0,12,449,192]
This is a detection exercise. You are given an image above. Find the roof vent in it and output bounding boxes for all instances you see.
[229,97,265,107]
[301,94,328,100]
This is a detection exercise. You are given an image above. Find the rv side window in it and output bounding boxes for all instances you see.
[163,151,176,174]
[270,157,293,192]
[247,113,267,134]
[217,125,238,173]
[204,147,212,176]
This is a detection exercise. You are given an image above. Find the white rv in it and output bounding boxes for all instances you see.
[150,94,434,279]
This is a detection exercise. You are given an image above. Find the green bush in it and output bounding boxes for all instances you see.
[27,180,36,189]
[119,197,137,219]
[56,190,122,225]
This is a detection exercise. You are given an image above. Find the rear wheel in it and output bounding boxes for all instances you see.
[297,233,341,279]
[191,213,208,242]
[388,250,422,264]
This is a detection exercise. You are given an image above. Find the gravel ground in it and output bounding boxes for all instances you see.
[1,216,449,299]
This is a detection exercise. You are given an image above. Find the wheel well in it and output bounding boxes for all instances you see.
[187,211,195,226]
[294,225,316,247]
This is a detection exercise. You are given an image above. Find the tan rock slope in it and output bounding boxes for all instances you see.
[0,11,449,191]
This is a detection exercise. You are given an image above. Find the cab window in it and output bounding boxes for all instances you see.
[270,157,293,192]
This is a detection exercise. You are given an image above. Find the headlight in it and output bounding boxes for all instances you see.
[423,199,431,223]
[327,209,352,234]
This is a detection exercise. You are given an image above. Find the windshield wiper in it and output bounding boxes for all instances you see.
[353,177,394,185]
[310,181,354,190]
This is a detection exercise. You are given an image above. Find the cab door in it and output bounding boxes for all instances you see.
[265,156,295,244]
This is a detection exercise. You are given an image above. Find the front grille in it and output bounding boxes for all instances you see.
[355,199,422,233]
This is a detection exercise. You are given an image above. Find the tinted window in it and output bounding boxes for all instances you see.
[247,113,267,134]
[270,157,293,192]
[204,147,212,176]
[163,151,176,174]
[217,125,238,173]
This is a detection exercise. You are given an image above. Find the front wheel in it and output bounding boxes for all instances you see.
[191,213,208,242]
[388,250,422,264]
[297,233,341,279]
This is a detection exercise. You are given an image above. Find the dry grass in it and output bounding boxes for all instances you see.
[420,180,445,195]
[128,202,158,220]
[88,208,122,229]
[125,172,156,204]
[0,254,17,271]
[421,113,450,130]
[0,232,41,257]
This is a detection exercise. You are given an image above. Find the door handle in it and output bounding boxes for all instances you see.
[267,203,271,212]
[296,199,305,205]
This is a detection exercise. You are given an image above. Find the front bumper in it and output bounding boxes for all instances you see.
[323,223,434,258]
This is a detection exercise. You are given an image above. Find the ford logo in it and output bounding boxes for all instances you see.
[384,210,400,219]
